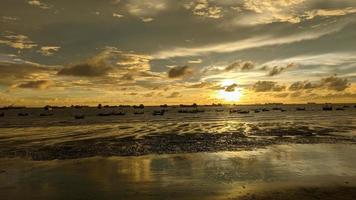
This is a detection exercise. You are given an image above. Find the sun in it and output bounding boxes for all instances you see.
[218,89,242,102]
[217,80,243,102]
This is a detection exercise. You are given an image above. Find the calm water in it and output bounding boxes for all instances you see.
[0,104,355,159]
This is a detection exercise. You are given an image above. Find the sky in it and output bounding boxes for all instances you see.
[0,0,356,106]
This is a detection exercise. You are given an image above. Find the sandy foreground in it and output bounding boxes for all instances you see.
[1,144,356,200]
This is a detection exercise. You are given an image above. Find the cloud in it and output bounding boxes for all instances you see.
[113,13,124,18]
[241,0,304,25]
[188,58,203,64]
[262,53,356,67]
[184,0,223,19]
[253,81,286,92]
[1,16,18,23]
[141,17,154,22]
[0,32,37,50]
[126,0,168,18]
[28,0,52,9]
[320,75,350,91]
[289,75,350,92]
[224,83,238,92]
[225,60,255,71]
[243,0,305,14]
[304,8,356,20]
[57,63,113,77]
[57,48,152,77]
[228,1,356,26]
[14,80,52,90]
[167,91,181,98]
[0,55,55,85]
[314,92,356,99]
[144,92,155,97]
[186,81,217,89]
[268,63,296,76]
[168,65,193,78]
[289,81,318,91]
[38,46,61,56]
[152,24,345,59]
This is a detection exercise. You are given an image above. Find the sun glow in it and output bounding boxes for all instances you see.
[218,90,242,102]
[217,80,243,102]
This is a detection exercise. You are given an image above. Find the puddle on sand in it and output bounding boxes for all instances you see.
[0,144,356,200]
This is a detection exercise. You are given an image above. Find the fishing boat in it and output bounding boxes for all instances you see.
[296,107,306,111]
[74,115,85,119]
[322,105,333,111]
[152,110,165,116]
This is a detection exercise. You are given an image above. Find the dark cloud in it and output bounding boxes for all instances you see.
[318,92,356,99]
[144,92,155,97]
[290,91,303,98]
[268,63,296,76]
[253,81,286,92]
[320,75,350,91]
[168,66,193,78]
[225,60,255,71]
[0,60,55,86]
[58,63,113,77]
[57,48,152,78]
[274,92,289,98]
[15,80,52,89]
[224,83,238,92]
[289,81,318,91]
[289,75,350,92]
[260,66,269,71]
[186,81,219,90]
[166,91,180,98]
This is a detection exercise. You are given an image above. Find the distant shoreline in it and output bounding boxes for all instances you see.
[1,102,355,109]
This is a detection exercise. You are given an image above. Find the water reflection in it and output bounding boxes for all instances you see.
[1,144,356,200]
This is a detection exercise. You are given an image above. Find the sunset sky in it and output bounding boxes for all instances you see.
[0,0,356,106]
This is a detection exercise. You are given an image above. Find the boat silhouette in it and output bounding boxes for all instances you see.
[229,109,240,113]
[112,112,125,116]
[133,104,145,109]
[296,107,306,111]
[74,115,85,119]
[179,109,204,114]
[322,105,333,111]
[152,110,165,116]
[98,112,125,116]
[134,111,144,115]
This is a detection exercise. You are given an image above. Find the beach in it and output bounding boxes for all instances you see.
[0,105,356,199]
[1,144,356,200]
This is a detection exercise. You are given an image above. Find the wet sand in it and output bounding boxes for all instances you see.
[238,186,356,200]
[1,105,355,160]
[1,144,356,200]
[1,126,355,160]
